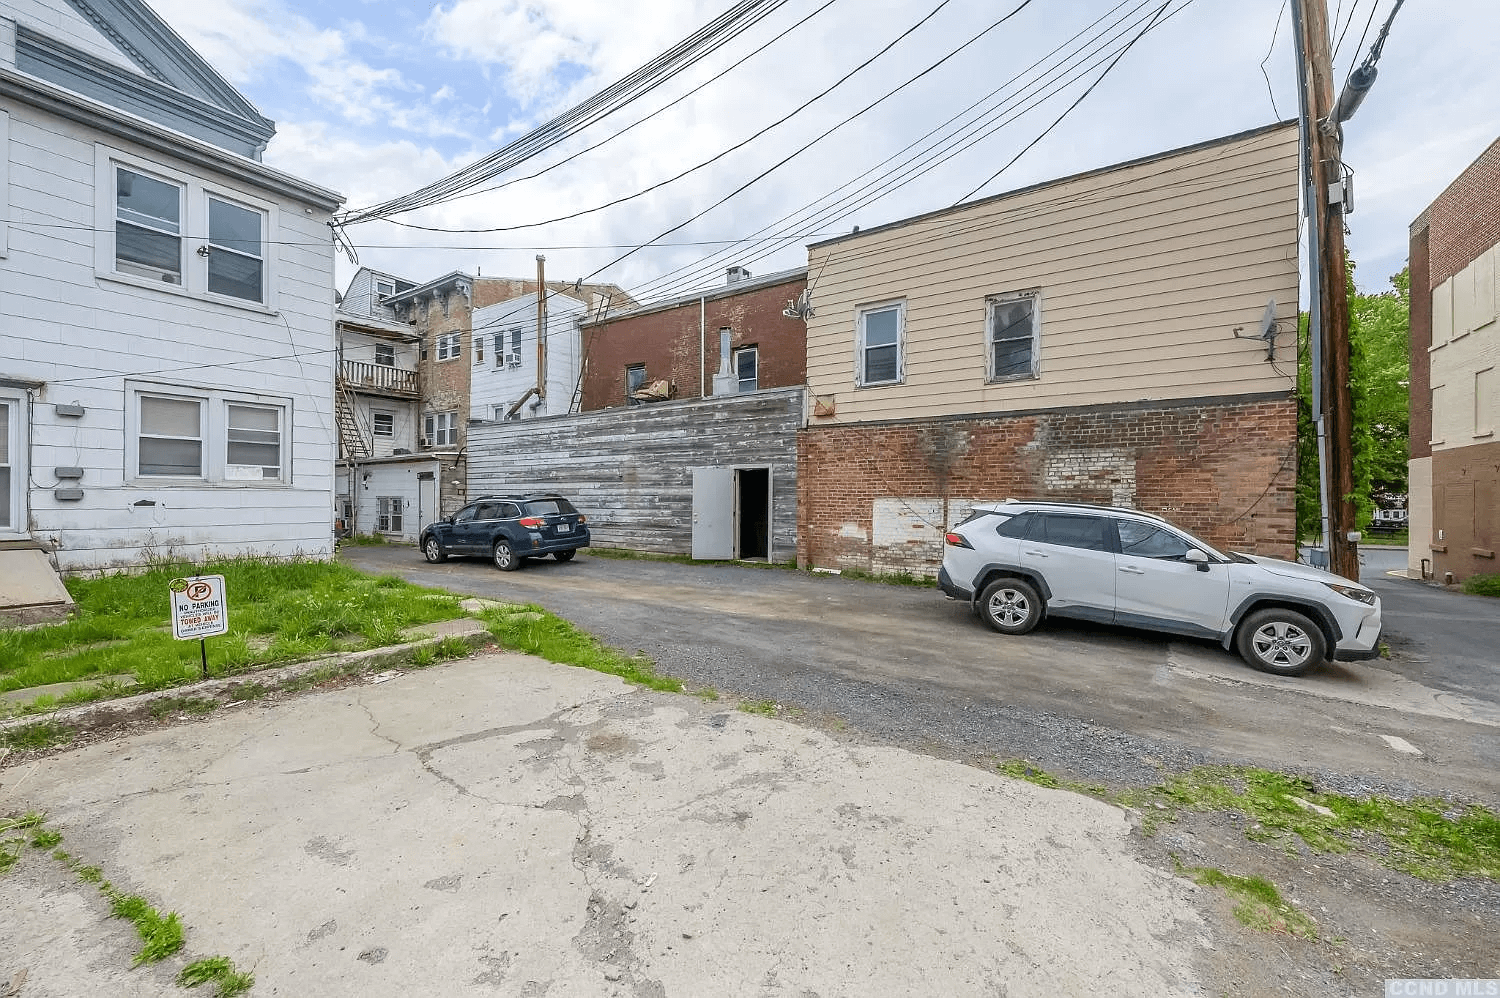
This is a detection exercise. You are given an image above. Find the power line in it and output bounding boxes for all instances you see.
[372,0,968,237]
[1260,0,1288,119]
[336,0,794,225]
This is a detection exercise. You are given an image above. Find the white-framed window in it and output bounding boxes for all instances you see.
[378,497,403,533]
[374,277,395,302]
[206,196,265,303]
[127,382,290,485]
[436,332,461,361]
[115,165,183,285]
[1,109,9,259]
[987,290,1041,382]
[855,300,904,387]
[735,346,758,393]
[492,404,508,421]
[1477,367,1495,437]
[374,343,395,367]
[474,334,485,365]
[96,147,278,310]
[0,390,27,535]
[372,412,394,437]
[424,411,458,447]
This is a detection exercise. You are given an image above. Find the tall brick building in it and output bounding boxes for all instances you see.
[1407,136,1500,583]
[798,123,1303,574]
[384,272,631,515]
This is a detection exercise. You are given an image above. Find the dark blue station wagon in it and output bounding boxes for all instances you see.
[420,494,590,571]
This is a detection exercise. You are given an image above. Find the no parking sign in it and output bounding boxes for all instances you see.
[170,575,229,640]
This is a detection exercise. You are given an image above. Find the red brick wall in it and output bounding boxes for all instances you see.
[578,277,807,410]
[797,396,1297,573]
[1422,136,1500,290]
[1408,223,1432,460]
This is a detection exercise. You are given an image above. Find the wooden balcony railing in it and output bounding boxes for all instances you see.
[340,359,419,397]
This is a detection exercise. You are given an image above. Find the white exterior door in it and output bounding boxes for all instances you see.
[691,467,736,560]
[418,473,438,535]
[0,393,26,538]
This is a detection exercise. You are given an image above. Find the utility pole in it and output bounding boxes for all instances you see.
[1291,0,1359,581]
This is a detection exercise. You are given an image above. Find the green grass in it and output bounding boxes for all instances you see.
[481,603,681,693]
[1,721,72,751]
[1358,529,1409,547]
[737,699,780,716]
[1002,761,1500,883]
[339,533,389,546]
[1180,862,1317,938]
[108,892,184,965]
[178,956,255,997]
[832,566,937,588]
[1462,573,1500,598]
[0,557,466,705]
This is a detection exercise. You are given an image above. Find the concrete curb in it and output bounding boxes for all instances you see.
[0,617,494,740]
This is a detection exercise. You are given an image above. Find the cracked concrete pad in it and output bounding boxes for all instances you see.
[0,653,1208,996]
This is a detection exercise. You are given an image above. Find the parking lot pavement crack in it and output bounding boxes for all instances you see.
[353,693,403,754]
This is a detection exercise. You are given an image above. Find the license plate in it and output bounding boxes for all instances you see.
[556,524,571,534]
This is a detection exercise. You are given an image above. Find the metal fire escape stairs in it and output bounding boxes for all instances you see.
[335,380,371,460]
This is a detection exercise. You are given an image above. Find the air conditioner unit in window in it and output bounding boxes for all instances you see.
[506,352,523,368]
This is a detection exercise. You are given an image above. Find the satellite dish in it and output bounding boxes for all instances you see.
[1259,298,1277,340]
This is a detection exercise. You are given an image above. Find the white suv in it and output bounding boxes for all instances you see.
[938,501,1382,676]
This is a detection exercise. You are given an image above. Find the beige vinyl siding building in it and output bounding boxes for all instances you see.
[798,122,1302,574]
[804,122,1299,420]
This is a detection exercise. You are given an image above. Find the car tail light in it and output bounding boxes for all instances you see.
[944,532,973,549]
[577,514,586,523]
[518,516,545,527]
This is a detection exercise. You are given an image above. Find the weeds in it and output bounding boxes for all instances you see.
[1,720,73,751]
[1462,573,1500,598]
[1000,760,1500,883]
[149,697,218,720]
[834,566,937,588]
[30,828,62,849]
[738,699,780,717]
[178,956,255,997]
[482,604,682,693]
[1180,862,1318,938]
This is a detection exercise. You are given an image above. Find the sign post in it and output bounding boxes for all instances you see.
[169,575,229,679]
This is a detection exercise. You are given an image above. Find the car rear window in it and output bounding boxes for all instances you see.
[522,499,577,516]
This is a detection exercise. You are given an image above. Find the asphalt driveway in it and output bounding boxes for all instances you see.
[343,546,1500,805]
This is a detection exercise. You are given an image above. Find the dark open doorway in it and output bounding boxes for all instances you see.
[736,468,770,561]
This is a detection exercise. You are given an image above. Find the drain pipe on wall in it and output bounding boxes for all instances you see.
[699,296,707,398]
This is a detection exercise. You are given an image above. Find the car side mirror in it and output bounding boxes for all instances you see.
[1185,548,1210,571]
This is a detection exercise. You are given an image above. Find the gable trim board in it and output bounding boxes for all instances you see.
[0,65,340,210]
[58,0,267,124]
[14,23,273,157]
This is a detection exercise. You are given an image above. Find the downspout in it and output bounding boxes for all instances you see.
[536,255,548,405]
[699,296,707,397]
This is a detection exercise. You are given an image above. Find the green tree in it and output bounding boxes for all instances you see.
[1296,264,1410,541]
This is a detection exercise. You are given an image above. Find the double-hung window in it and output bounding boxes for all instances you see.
[988,290,1040,381]
[856,301,903,386]
[378,497,403,533]
[102,150,277,307]
[626,364,647,407]
[372,412,394,437]
[425,411,458,447]
[374,278,395,302]
[734,346,759,393]
[138,395,203,476]
[436,332,461,361]
[374,343,395,367]
[130,384,288,484]
[115,166,183,285]
[207,197,265,302]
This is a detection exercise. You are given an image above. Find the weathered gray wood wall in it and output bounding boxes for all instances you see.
[467,388,805,558]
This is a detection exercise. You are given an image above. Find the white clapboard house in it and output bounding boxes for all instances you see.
[0,0,342,617]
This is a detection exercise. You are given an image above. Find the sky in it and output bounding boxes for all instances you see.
[145,0,1500,301]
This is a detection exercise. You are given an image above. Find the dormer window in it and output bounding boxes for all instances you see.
[375,278,395,302]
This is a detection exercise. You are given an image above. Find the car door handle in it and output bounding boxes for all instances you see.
[1023,549,1046,557]
[1119,566,1147,575]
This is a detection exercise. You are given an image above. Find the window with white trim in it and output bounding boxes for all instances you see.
[374,343,395,367]
[373,412,394,437]
[436,332,461,361]
[128,384,289,484]
[855,301,903,387]
[474,334,485,365]
[378,497,403,533]
[206,196,265,302]
[734,346,758,393]
[987,290,1041,382]
[0,392,24,533]
[374,278,395,302]
[115,166,183,285]
[425,411,458,447]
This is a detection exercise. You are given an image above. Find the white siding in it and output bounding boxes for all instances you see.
[0,98,339,572]
[1429,243,1500,449]
[804,125,1302,422]
[470,292,585,421]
